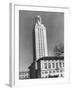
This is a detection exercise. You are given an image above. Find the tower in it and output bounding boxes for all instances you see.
[33,15,48,61]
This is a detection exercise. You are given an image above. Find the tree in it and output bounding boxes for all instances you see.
[54,43,64,56]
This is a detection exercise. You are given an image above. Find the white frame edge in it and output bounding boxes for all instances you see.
[9,3,15,87]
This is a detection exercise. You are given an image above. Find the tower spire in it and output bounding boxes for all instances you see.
[35,15,42,25]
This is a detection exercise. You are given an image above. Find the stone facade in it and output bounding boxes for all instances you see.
[29,56,64,78]
[37,56,64,78]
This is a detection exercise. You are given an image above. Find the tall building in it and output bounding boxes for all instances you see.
[33,16,48,61]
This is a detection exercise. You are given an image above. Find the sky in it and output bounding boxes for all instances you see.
[19,10,64,72]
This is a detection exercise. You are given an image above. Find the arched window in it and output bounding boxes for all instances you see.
[48,63,51,68]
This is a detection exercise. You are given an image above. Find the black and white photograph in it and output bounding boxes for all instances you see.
[19,10,64,80]
[0,0,71,89]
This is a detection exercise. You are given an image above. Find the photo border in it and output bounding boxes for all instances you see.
[9,3,70,87]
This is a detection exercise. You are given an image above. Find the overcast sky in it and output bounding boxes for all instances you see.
[19,10,64,72]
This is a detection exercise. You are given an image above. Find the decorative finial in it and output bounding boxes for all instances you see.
[35,15,42,24]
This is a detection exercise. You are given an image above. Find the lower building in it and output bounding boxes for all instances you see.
[19,71,30,80]
[29,56,64,78]
[28,62,36,78]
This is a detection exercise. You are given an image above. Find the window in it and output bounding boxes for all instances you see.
[61,74,63,77]
[63,62,64,67]
[53,71,55,73]
[45,71,48,74]
[60,70,62,72]
[44,62,47,69]
[59,62,62,67]
[42,71,44,74]
[56,63,58,69]
[57,70,59,72]
[49,71,51,73]
[52,63,55,68]
[48,63,51,68]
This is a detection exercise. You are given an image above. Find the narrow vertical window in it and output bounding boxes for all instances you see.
[59,62,62,67]
[52,63,55,68]
[48,63,51,68]
[56,63,58,69]
[45,62,47,69]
